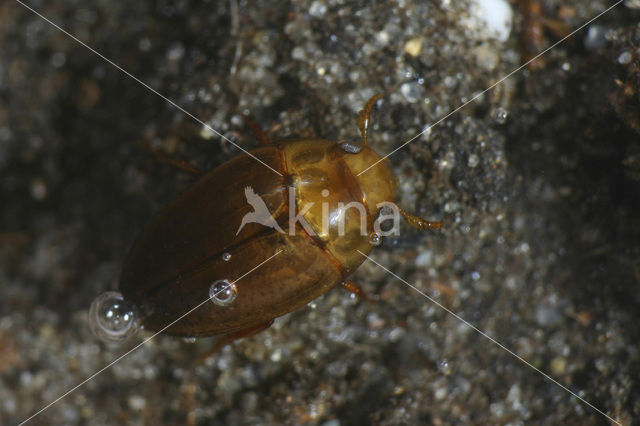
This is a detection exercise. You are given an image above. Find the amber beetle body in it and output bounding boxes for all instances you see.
[118,95,441,339]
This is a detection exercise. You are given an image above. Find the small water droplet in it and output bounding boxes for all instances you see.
[493,107,508,124]
[321,189,330,197]
[222,252,232,262]
[439,359,452,375]
[209,279,238,306]
[89,291,140,343]
[369,232,382,246]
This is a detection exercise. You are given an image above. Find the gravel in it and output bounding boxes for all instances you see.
[1,0,639,424]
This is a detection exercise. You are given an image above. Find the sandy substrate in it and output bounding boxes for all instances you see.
[1,0,639,424]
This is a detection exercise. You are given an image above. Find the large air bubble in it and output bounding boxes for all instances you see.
[89,291,140,343]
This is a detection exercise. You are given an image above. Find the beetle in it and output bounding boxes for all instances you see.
[118,94,442,347]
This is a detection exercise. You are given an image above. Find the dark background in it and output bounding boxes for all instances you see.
[1,0,639,424]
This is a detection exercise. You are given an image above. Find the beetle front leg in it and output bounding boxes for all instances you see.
[357,93,385,146]
[399,208,443,230]
[340,281,378,302]
[198,320,274,362]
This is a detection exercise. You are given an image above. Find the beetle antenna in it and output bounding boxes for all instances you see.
[357,93,385,146]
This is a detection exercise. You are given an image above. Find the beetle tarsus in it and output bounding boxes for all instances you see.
[243,115,272,146]
[340,281,378,302]
[198,320,274,362]
[399,208,443,230]
[140,140,202,176]
[358,93,385,146]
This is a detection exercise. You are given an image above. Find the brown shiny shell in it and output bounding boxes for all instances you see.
[119,139,396,337]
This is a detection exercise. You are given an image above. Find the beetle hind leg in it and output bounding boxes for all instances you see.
[399,208,443,230]
[242,115,272,146]
[198,320,274,362]
[140,141,203,176]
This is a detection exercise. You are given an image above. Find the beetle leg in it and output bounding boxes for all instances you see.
[243,115,272,146]
[399,208,443,230]
[140,140,202,176]
[521,0,545,70]
[357,93,385,146]
[341,281,378,302]
[198,320,274,362]
[520,0,570,71]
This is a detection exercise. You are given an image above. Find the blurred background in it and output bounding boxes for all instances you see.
[1,0,639,424]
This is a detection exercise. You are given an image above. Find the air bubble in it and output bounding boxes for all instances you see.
[439,359,452,375]
[369,232,382,246]
[89,291,140,343]
[222,252,232,262]
[493,107,508,124]
[209,279,238,306]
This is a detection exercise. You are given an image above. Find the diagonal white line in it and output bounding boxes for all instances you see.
[13,0,283,177]
[358,0,625,176]
[19,250,283,425]
[357,250,621,426]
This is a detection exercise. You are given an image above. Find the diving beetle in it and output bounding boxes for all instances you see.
[92,94,442,348]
